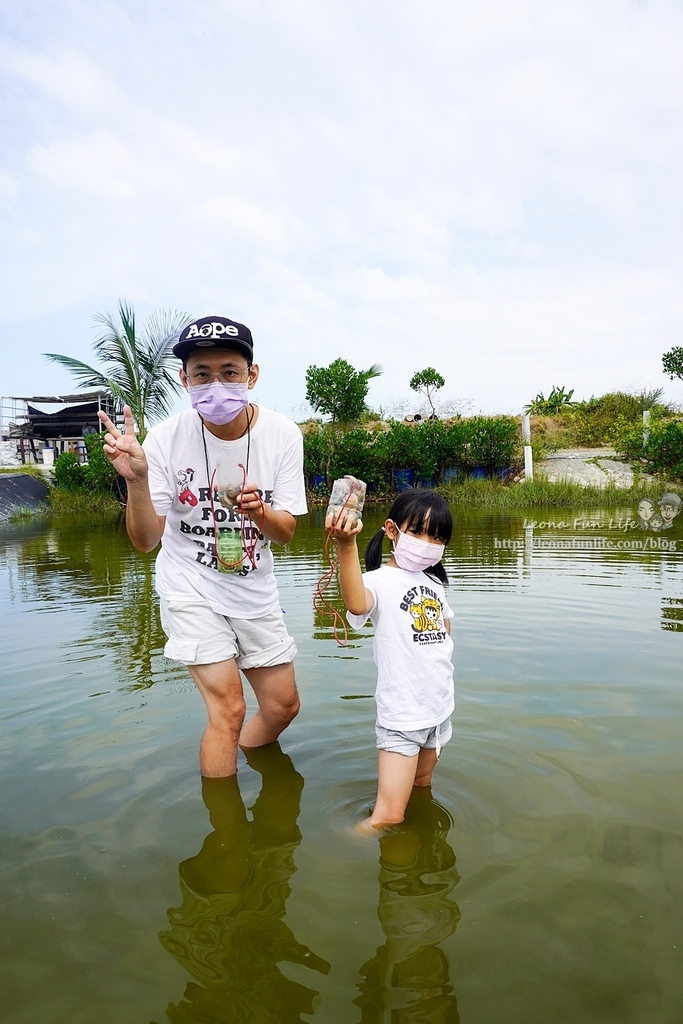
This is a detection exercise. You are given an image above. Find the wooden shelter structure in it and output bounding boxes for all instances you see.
[0,391,119,465]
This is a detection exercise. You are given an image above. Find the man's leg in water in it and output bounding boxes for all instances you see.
[189,659,246,777]
[239,662,300,748]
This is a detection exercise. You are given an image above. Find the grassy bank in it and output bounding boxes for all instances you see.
[441,476,682,510]
[0,465,46,479]
[48,489,123,516]
[308,476,683,512]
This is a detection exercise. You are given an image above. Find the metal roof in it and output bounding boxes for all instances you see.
[3,391,113,404]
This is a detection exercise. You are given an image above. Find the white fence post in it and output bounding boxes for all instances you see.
[522,413,533,481]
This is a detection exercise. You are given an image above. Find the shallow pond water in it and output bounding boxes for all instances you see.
[1,505,682,1023]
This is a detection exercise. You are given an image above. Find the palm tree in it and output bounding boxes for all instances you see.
[43,300,192,436]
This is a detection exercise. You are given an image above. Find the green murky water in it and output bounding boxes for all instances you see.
[1,507,682,1023]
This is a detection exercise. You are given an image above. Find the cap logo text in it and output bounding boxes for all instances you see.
[186,322,240,340]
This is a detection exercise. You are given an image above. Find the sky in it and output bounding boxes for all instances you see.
[2,0,683,426]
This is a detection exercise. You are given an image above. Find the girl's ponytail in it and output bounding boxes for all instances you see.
[364,528,387,571]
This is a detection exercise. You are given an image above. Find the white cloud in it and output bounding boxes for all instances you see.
[0,168,19,206]
[2,45,121,112]
[26,130,142,198]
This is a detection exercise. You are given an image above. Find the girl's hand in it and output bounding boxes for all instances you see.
[96,406,148,482]
[326,508,363,542]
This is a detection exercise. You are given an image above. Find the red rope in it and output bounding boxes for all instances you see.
[312,492,359,647]
[208,464,266,572]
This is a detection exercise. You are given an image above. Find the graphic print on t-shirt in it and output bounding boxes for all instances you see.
[399,583,448,645]
[174,466,271,577]
[176,467,199,507]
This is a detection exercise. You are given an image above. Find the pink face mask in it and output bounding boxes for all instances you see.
[391,524,445,572]
[189,382,249,425]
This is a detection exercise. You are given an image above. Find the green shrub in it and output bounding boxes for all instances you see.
[52,434,120,496]
[53,451,87,491]
[302,425,328,479]
[83,433,119,494]
[412,418,447,480]
[465,416,521,474]
[570,392,646,446]
[611,416,683,480]
[642,420,683,480]
[329,428,378,482]
[372,421,418,481]
[442,419,470,470]
[609,418,648,461]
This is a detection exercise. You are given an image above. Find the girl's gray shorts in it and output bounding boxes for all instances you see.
[375,717,452,757]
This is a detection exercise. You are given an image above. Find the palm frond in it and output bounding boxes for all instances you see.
[42,353,111,391]
[362,363,383,381]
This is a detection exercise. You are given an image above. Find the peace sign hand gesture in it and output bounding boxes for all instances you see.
[97,405,148,482]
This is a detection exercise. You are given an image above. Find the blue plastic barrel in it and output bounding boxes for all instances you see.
[393,469,415,491]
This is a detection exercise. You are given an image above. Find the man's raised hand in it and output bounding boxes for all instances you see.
[96,405,148,482]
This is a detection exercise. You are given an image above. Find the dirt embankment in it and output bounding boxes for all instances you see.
[535,449,645,488]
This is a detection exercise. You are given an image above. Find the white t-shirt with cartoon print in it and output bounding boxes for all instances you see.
[143,406,307,619]
[347,565,455,731]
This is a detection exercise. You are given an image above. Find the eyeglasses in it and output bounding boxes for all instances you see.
[186,367,251,386]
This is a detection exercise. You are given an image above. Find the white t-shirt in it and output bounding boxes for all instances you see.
[144,406,307,618]
[347,565,455,731]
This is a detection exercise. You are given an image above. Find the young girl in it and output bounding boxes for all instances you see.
[327,489,454,831]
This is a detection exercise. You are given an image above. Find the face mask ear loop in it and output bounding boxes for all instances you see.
[386,521,399,554]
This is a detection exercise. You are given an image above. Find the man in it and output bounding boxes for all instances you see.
[98,315,307,777]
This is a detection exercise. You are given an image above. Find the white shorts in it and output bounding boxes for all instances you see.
[375,718,453,757]
[159,598,297,669]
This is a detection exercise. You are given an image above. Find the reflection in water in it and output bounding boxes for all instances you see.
[2,514,169,688]
[661,596,683,632]
[157,744,330,1023]
[354,789,461,1023]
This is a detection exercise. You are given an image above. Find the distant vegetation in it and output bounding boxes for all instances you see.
[29,338,683,515]
[525,389,682,482]
[303,415,521,493]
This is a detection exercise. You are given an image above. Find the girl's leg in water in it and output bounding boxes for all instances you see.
[366,750,416,829]
[414,746,439,787]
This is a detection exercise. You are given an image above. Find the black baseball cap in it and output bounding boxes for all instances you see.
[173,315,254,364]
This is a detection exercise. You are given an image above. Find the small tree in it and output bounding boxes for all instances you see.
[409,367,445,418]
[305,358,382,426]
[662,346,683,383]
